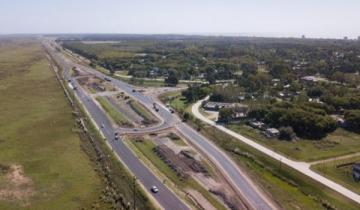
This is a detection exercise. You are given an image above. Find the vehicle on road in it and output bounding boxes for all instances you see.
[151,186,159,193]
[101,123,105,128]
[153,103,159,112]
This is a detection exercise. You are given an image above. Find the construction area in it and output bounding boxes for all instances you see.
[126,131,248,210]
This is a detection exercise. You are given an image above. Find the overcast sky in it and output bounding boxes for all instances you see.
[1,0,360,39]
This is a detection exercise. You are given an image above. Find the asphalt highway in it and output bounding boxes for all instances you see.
[46,40,275,210]
[44,41,189,210]
[62,49,274,210]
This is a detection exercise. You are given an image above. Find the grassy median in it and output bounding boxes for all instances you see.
[96,96,133,127]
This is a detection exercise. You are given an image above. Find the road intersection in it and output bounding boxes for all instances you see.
[45,40,275,210]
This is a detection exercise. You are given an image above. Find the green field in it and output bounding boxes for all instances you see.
[228,124,360,161]
[0,40,103,209]
[312,156,360,195]
[127,139,227,210]
[198,123,360,210]
[95,96,133,127]
[159,91,191,113]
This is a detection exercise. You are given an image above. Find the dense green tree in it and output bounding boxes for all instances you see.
[218,108,235,123]
[164,70,179,86]
[345,110,360,133]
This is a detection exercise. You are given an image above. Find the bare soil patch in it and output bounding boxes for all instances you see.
[0,165,35,206]
[77,76,117,93]
[151,132,248,209]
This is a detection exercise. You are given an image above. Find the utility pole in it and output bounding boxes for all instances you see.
[133,176,137,210]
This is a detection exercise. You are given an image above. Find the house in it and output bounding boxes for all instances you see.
[238,95,245,101]
[264,128,280,138]
[309,98,323,104]
[353,164,360,182]
[203,101,236,111]
[232,104,249,119]
[249,121,266,130]
[331,115,346,127]
[301,76,329,84]
[149,67,160,77]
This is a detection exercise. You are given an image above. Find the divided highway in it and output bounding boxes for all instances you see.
[46,40,275,210]
[44,42,189,210]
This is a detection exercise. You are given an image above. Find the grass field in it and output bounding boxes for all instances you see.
[96,96,133,127]
[312,156,360,195]
[228,124,360,161]
[0,39,103,209]
[198,123,360,210]
[159,91,191,113]
[127,139,227,210]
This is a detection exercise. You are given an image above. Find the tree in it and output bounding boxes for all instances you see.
[270,62,290,79]
[182,112,191,122]
[218,108,235,123]
[205,70,216,84]
[279,127,296,141]
[307,86,325,98]
[165,70,179,87]
[241,63,257,76]
[248,103,338,139]
[182,85,210,102]
[345,110,360,133]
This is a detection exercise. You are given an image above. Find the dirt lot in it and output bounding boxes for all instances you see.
[77,75,117,93]
[143,132,247,210]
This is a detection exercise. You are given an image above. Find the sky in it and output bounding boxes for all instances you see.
[0,0,360,39]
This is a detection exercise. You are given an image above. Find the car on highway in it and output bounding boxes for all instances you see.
[151,186,159,193]
[101,123,105,128]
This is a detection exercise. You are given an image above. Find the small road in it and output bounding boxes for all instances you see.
[44,41,189,210]
[192,97,360,205]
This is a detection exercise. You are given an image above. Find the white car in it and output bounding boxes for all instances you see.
[101,124,105,128]
[151,186,159,193]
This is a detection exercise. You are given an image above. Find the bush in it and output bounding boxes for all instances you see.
[279,127,296,141]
